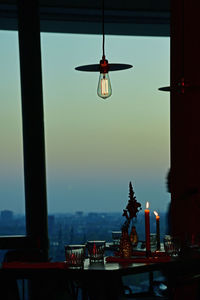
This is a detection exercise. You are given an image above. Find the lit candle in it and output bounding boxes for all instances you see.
[145,202,151,256]
[154,211,160,251]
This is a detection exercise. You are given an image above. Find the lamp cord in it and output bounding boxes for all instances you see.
[102,0,105,57]
[181,0,184,78]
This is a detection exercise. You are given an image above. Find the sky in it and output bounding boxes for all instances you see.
[0,30,170,215]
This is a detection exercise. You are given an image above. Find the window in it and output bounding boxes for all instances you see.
[0,30,25,237]
[41,33,170,260]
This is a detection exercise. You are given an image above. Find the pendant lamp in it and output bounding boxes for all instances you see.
[75,0,133,100]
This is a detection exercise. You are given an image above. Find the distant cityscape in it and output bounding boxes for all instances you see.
[0,209,168,262]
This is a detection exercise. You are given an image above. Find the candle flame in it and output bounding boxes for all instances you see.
[146,201,149,209]
[154,211,158,217]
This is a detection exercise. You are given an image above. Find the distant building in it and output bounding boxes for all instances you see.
[75,211,83,217]
[0,210,13,223]
[48,215,55,235]
[88,212,98,218]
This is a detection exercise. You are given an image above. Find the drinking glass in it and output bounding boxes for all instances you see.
[112,231,122,245]
[150,233,157,252]
[65,244,85,268]
[87,240,106,262]
[164,235,180,256]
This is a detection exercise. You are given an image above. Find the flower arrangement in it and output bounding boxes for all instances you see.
[119,182,142,257]
[122,181,142,232]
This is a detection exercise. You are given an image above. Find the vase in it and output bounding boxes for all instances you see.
[130,225,138,247]
[119,229,132,258]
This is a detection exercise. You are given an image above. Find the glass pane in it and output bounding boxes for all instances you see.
[41,33,170,260]
[0,30,25,236]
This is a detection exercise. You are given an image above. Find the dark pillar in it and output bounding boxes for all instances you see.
[171,0,200,244]
[17,0,48,260]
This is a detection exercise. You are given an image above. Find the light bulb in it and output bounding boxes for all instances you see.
[97,73,112,99]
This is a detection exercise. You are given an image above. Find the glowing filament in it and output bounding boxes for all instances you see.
[97,72,112,99]
[101,77,109,95]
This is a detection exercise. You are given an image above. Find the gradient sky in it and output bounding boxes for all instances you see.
[0,30,170,215]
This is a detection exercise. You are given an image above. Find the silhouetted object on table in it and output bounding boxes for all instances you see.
[119,182,141,257]
[121,182,142,232]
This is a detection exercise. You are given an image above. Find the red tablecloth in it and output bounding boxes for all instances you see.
[2,262,68,269]
[106,256,171,263]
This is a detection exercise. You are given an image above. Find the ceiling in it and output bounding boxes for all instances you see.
[0,0,170,36]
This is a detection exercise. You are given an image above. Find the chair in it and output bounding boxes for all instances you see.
[0,250,22,300]
[3,249,75,300]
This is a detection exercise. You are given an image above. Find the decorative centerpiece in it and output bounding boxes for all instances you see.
[119,182,142,258]
[119,229,132,258]
[130,225,138,247]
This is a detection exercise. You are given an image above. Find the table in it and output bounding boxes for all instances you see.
[1,256,200,300]
[0,257,168,300]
